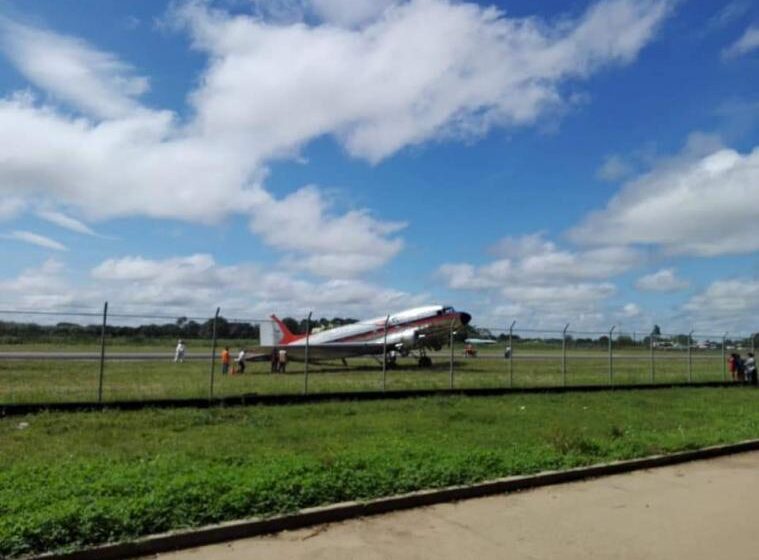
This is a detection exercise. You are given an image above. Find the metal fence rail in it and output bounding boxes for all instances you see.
[0,304,756,406]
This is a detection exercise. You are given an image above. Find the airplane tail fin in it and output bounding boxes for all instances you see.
[260,314,300,346]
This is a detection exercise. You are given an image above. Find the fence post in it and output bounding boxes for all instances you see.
[208,307,220,400]
[97,301,108,404]
[382,315,390,392]
[508,320,516,388]
[562,323,569,387]
[449,319,455,390]
[722,333,728,381]
[650,332,655,384]
[608,325,615,386]
[687,330,694,383]
[304,311,312,395]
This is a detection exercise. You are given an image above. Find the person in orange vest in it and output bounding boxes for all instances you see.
[221,346,231,375]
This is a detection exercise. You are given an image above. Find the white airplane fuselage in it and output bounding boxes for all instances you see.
[259,305,471,362]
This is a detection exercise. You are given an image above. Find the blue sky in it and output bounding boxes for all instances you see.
[0,0,757,334]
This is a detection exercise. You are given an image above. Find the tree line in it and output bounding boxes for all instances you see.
[0,315,359,344]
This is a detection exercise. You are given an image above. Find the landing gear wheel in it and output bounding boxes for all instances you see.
[418,356,432,368]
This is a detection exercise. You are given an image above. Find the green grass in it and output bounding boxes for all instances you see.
[1,388,758,557]
[0,348,729,404]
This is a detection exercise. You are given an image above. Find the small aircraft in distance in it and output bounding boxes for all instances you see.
[257,305,471,367]
[464,338,497,345]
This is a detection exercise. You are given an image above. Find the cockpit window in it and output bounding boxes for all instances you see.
[442,306,454,314]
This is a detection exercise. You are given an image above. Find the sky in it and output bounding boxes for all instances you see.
[0,0,757,335]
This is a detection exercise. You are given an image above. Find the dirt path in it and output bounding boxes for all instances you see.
[154,452,759,560]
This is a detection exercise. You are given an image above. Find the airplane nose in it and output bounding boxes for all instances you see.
[459,312,471,325]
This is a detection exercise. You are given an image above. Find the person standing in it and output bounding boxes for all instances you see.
[221,346,231,375]
[278,349,288,373]
[728,353,737,381]
[736,353,746,382]
[270,348,279,373]
[174,339,186,363]
[745,353,757,386]
[236,348,247,374]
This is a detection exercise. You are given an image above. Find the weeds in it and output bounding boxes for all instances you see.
[1,389,758,557]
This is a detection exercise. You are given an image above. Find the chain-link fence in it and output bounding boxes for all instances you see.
[0,304,756,405]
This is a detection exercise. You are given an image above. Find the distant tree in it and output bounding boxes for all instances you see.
[183,320,200,338]
[616,335,634,347]
[674,334,690,346]
[651,324,661,337]
[282,317,300,334]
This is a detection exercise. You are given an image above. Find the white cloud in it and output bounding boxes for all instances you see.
[444,234,640,289]
[683,278,759,332]
[87,253,429,318]
[620,302,641,317]
[0,254,434,320]
[489,232,555,259]
[439,233,640,326]
[0,1,672,278]
[36,209,98,236]
[635,268,689,292]
[310,0,398,27]
[597,154,634,182]
[0,252,427,317]
[2,230,67,251]
[709,2,751,30]
[723,25,759,59]
[0,259,77,308]
[501,282,616,308]
[0,196,26,221]
[570,141,759,256]
[249,186,405,277]
[179,0,671,163]
[0,18,149,119]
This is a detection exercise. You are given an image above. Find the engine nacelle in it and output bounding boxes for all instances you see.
[399,330,418,348]
[387,328,418,355]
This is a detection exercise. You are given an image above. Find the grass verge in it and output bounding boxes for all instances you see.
[1,388,758,557]
[0,352,727,404]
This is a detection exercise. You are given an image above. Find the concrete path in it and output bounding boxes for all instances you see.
[152,451,759,560]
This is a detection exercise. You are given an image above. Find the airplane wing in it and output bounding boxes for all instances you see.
[250,342,387,361]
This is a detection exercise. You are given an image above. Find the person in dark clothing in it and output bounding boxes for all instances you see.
[270,348,279,373]
[736,354,746,382]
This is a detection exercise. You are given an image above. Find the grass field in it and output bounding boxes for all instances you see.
[0,348,729,404]
[1,388,758,557]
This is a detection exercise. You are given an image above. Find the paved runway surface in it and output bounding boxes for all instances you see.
[152,451,759,560]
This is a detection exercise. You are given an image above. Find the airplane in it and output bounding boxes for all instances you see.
[464,338,497,345]
[256,305,471,367]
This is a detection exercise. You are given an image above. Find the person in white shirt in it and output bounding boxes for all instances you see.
[278,349,288,373]
[746,353,757,385]
[236,348,247,374]
[174,340,186,363]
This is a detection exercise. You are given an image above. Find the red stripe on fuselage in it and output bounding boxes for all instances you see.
[330,312,460,343]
